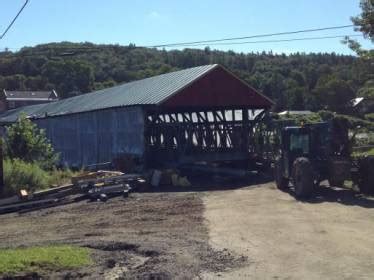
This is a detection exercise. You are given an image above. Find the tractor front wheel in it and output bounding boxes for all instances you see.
[358,156,374,195]
[328,178,344,188]
[292,157,314,199]
[274,158,289,190]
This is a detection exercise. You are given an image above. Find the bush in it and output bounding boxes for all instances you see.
[4,114,59,170]
[278,112,322,125]
[2,159,76,196]
[48,168,75,186]
[365,113,374,122]
[318,110,335,121]
[3,159,50,196]
[335,114,374,131]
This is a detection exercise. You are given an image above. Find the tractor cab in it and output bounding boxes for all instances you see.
[279,123,329,179]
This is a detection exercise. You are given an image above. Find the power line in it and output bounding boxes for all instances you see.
[0,34,360,54]
[146,25,355,48]
[166,34,362,48]
[0,19,357,51]
[0,0,29,40]
[0,28,360,55]
[0,33,360,54]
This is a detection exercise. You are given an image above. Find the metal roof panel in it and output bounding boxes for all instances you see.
[0,64,273,123]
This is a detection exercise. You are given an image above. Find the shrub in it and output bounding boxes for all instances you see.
[318,110,335,121]
[335,114,374,131]
[2,159,76,196]
[278,112,322,125]
[48,168,75,186]
[3,159,50,196]
[365,113,374,122]
[4,114,59,170]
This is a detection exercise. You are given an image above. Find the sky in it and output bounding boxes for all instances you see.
[0,0,372,55]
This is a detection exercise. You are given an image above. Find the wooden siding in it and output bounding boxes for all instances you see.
[162,66,272,109]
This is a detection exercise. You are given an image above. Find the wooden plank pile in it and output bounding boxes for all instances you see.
[0,171,147,215]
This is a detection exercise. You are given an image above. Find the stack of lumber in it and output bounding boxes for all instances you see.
[0,171,147,215]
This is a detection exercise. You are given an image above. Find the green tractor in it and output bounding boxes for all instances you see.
[274,119,374,199]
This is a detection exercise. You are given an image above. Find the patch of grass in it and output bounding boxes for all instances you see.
[0,245,92,275]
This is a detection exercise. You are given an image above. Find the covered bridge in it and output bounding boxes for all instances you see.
[0,64,273,168]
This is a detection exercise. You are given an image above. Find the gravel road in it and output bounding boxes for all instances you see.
[201,183,374,279]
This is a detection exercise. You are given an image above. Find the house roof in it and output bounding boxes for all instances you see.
[3,90,58,101]
[0,64,273,123]
[352,97,365,107]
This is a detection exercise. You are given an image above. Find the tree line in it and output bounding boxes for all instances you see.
[0,43,372,113]
[1,0,373,114]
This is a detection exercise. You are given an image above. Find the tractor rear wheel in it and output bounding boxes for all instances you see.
[292,157,314,199]
[274,158,289,190]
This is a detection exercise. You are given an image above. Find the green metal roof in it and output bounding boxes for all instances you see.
[0,64,218,123]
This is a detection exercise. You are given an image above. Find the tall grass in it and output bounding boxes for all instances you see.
[48,168,75,186]
[3,159,76,196]
[3,159,50,196]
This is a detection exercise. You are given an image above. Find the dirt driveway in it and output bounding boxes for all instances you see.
[0,191,246,279]
[201,182,374,279]
[1,179,374,279]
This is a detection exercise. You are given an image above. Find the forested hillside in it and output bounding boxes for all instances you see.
[0,42,373,112]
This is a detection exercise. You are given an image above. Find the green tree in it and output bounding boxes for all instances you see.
[289,70,306,87]
[315,78,355,113]
[283,77,310,110]
[345,0,374,58]
[263,73,285,111]
[2,74,27,90]
[353,0,374,40]
[0,41,373,113]
[5,114,59,170]
[42,60,94,98]
[357,80,374,98]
